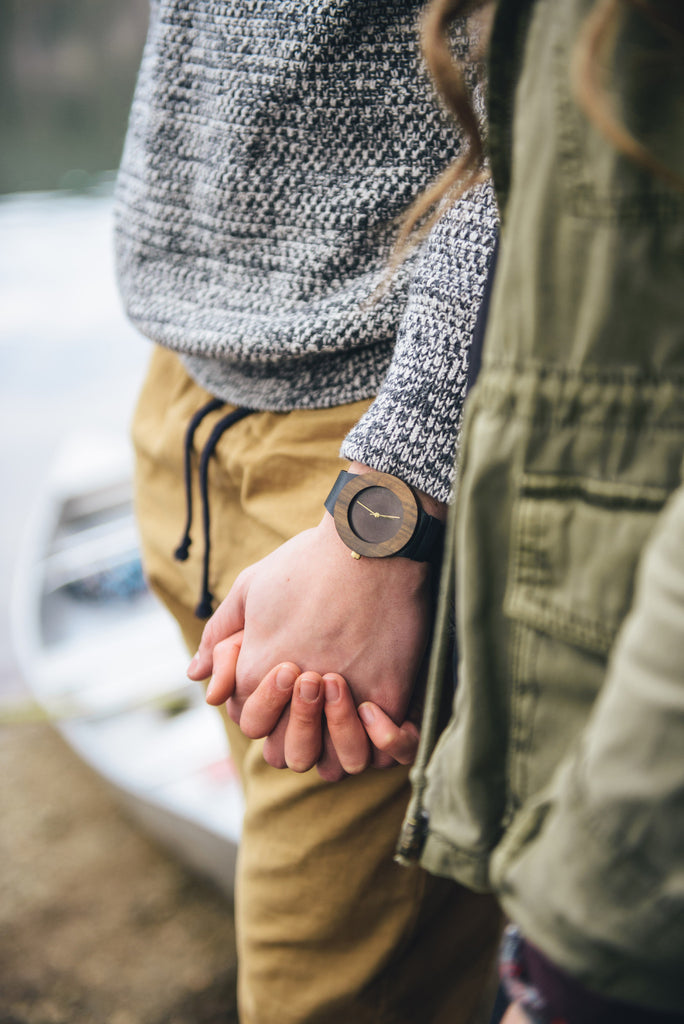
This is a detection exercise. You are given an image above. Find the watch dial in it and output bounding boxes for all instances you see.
[348,486,404,543]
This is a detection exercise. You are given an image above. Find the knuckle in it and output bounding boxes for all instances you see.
[264,685,289,711]
[371,728,395,752]
[212,643,234,668]
[291,704,319,726]
[323,703,345,726]
[234,665,257,696]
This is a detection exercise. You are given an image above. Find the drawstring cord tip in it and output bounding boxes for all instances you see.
[195,594,214,619]
[175,402,255,622]
[174,538,191,561]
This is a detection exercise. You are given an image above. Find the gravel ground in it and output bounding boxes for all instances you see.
[0,719,238,1024]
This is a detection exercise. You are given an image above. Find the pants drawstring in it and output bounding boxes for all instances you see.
[174,400,255,619]
[174,397,226,562]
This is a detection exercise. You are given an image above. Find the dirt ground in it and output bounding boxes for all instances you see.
[0,719,239,1024]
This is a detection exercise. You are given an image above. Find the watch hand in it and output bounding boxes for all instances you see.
[357,501,381,518]
[356,501,401,520]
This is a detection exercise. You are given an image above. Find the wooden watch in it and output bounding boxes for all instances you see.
[324,469,443,562]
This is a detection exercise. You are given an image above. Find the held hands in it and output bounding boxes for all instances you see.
[187,508,431,781]
[214,662,420,777]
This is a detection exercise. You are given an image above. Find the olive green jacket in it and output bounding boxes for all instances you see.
[401,0,684,1012]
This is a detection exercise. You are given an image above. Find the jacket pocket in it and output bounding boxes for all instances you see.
[501,471,669,809]
[504,472,668,658]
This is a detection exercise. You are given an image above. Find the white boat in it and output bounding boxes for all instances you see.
[11,433,244,896]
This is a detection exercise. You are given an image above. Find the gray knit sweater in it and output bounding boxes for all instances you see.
[115,0,498,502]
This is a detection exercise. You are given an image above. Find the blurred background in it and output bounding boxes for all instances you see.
[0,0,148,195]
[1,3,239,1020]
[0,0,149,693]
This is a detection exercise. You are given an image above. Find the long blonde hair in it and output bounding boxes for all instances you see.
[397,0,684,254]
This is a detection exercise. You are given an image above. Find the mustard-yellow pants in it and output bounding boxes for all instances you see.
[132,347,501,1024]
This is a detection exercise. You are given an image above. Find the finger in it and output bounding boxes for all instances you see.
[372,748,396,769]
[501,1003,530,1024]
[284,672,325,773]
[225,694,242,725]
[240,662,300,738]
[322,674,370,775]
[358,702,420,766]
[316,721,347,783]
[204,631,244,705]
[263,709,290,769]
[187,574,248,680]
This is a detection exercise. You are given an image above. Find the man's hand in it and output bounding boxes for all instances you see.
[189,508,433,773]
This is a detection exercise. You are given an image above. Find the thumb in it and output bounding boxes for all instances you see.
[187,573,248,680]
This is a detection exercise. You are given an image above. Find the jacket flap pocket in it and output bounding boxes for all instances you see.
[504,473,668,657]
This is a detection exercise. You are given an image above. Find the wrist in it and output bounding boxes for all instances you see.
[318,508,431,608]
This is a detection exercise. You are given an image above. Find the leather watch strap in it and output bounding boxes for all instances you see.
[402,507,443,562]
[324,470,356,517]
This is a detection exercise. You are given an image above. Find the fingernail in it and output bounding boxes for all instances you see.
[358,703,375,726]
[276,666,297,691]
[187,653,200,676]
[324,677,340,703]
[299,676,320,702]
[205,676,217,702]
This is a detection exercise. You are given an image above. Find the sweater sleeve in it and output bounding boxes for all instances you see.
[341,178,499,504]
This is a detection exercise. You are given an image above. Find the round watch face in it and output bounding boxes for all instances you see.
[333,470,418,557]
[348,485,404,544]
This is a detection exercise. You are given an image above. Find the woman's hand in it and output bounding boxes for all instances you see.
[217,660,420,781]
